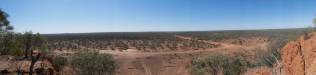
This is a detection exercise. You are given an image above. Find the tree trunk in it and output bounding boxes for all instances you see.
[24,43,30,58]
[29,54,40,75]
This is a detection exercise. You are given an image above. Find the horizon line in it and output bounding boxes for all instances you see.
[41,27,310,35]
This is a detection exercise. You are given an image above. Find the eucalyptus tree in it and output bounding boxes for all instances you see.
[0,9,13,32]
[0,9,14,55]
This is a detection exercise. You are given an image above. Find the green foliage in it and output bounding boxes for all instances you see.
[190,53,249,75]
[0,31,49,57]
[255,39,284,67]
[0,9,15,55]
[53,56,67,71]
[0,33,22,55]
[70,52,118,75]
[255,50,279,67]
[0,9,13,32]
[7,42,24,56]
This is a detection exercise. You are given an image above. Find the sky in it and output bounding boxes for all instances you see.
[1,0,316,34]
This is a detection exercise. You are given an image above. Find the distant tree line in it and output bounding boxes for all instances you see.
[43,27,315,52]
[46,36,218,52]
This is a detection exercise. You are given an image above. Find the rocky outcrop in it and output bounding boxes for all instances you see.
[0,57,55,75]
[282,32,316,75]
[244,67,272,75]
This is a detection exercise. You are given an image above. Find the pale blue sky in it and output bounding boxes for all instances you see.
[0,0,316,33]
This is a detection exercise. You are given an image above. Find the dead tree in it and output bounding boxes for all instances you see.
[29,53,41,75]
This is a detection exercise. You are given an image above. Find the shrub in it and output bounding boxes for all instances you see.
[53,56,67,72]
[190,53,249,75]
[255,39,284,67]
[255,49,280,67]
[70,52,118,75]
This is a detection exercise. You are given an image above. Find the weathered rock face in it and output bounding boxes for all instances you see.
[0,58,55,75]
[281,41,305,75]
[243,67,272,75]
[282,32,316,75]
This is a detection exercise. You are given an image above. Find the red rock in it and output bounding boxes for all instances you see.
[282,32,316,75]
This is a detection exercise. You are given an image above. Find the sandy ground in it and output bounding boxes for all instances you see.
[50,35,268,75]
[98,39,267,75]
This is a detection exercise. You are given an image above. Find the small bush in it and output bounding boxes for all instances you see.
[255,49,280,67]
[190,53,249,75]
[7,46,23,56]
[53,56,67,71]
[70,52,118,75]
[255,39,284,67]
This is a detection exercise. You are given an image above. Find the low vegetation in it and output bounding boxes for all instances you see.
[189,35,297,75]
[53,56,67,72]
[190,53,250,75]
[44,32,218,51]
[70,52,118,75]
[44,28,315,52]
[255,39,285,67]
